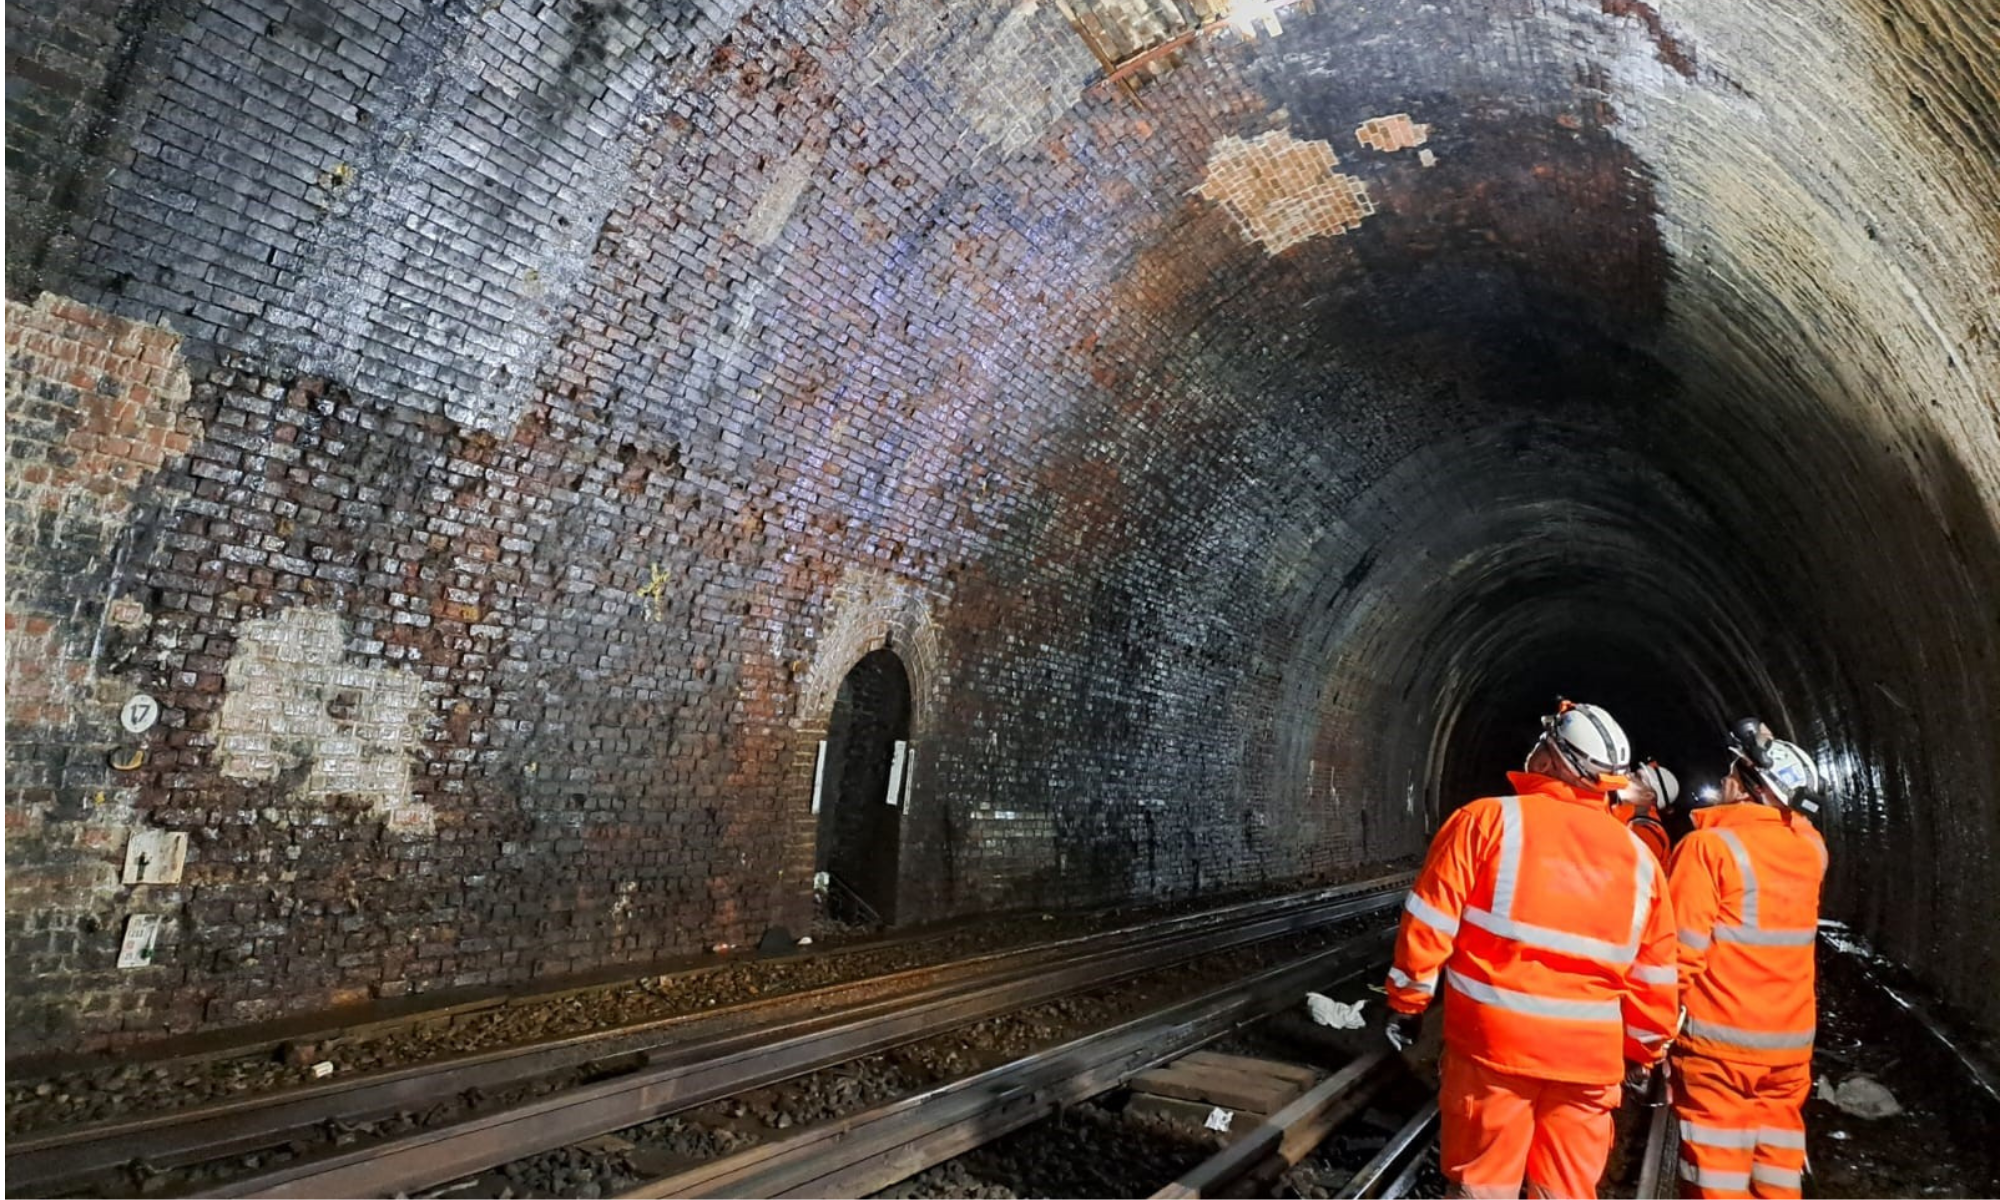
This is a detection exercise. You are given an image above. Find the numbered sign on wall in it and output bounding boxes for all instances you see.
[120,693,160,734]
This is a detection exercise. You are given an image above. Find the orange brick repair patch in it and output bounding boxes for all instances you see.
[1195,129,1376,254]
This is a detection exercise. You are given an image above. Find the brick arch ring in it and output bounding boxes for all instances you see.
[771,568,945,930]
[796,567,945,743]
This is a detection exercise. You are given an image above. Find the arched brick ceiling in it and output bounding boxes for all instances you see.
[4,0,1995,1049]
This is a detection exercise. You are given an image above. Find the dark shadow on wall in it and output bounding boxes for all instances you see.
[4,0,187,298]
[816,648,910,924]
[1817,420,2000,1033]
[942,88,1682,911]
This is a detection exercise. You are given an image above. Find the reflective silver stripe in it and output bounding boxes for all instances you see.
[1445,968,1621,1021]
[1463,904,1639,964]
[1578,704,1620,765]
[1751,1164,1803,1189]
[1714,924,1817,946]
[1405,892,1460,936]
[1388,965,1437,995]
[1633,962,1678,984]
[1685,1016,1815,1050]
[1757,1127,1807,1150]
[1628,1026,1669,1047]
[1461,793,1647,964]
[1680,1161,1751,1190]
[1493,795,1524,917]
[1679,926,1713,950]
[1711,828,1819,950]
[1628,837,1653,945]
[1679,1120,1758,1148]
[1718,828,1761,925]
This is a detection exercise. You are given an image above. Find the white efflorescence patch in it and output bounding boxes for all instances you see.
[955,1,1096,155]
[1195,130,1376,254]
[739,147,826,248]
[215,607,435,833]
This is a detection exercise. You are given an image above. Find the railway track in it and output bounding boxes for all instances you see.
[8,874,1410,1199]
[614,929,1401,1199]
[1330,1098,1438,1199]
[533,925,1993,1200]
[609,933,1430,1200]
[1635,1091,1678,1200]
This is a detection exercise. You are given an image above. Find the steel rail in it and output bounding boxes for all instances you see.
[196,883,1406,1198]
[1376,1137,1429,1200]
[16,896,1268,1083]
[620,928,1397,1199]
[1636,1095,1676,1199]
[12,919,969,1083]
[7,874,1407,1198]
[1152,1049,1401,1200]
[1334,1099,1438,1199]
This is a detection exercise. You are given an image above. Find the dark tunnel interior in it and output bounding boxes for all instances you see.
[3,0,1998,1067]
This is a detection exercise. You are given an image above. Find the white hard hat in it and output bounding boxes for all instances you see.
[1755,740,1821,812]
[1632,761,1680,807]
[1533,700,1632,787]
[1727,718,1822,812]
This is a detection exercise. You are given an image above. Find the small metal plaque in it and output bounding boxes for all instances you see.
[120,693,161,735]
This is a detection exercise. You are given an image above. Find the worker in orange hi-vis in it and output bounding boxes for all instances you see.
[1383,700,1680,1200]
[1612,760,1678,865]
[1667,719,1829,1200]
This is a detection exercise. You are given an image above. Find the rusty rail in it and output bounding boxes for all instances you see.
[619,928,1397,1199]
[8,876,1408,1199]
[7,876,1408,1192]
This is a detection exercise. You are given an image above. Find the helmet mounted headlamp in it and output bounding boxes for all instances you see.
[1726,717,1822,813]
[1531,698,1632,791]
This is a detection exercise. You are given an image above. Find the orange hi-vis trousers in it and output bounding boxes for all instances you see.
[1671,1054,1810,1198]
[1439,1049,1621,1199]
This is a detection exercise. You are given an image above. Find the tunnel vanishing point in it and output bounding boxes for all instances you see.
[3,0,1997,1060]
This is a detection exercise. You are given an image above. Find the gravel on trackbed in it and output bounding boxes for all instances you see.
[444,910,1392,1199]
[6,864,1411,1139]
[866,979,1399,1199]
[875,1100,1216,1200]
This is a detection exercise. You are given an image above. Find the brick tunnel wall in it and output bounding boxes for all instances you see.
[5,0,1997,1055]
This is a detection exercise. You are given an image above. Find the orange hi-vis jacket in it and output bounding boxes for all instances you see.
[1615,803,1672,866]
[1387,772,1680,1085]
[1668,803,1827,1065]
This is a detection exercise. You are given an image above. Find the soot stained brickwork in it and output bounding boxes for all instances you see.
[2,0,160,296]
[2,0,1431,1049]
[23,0,772,435]
[6,0,1999,1056]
